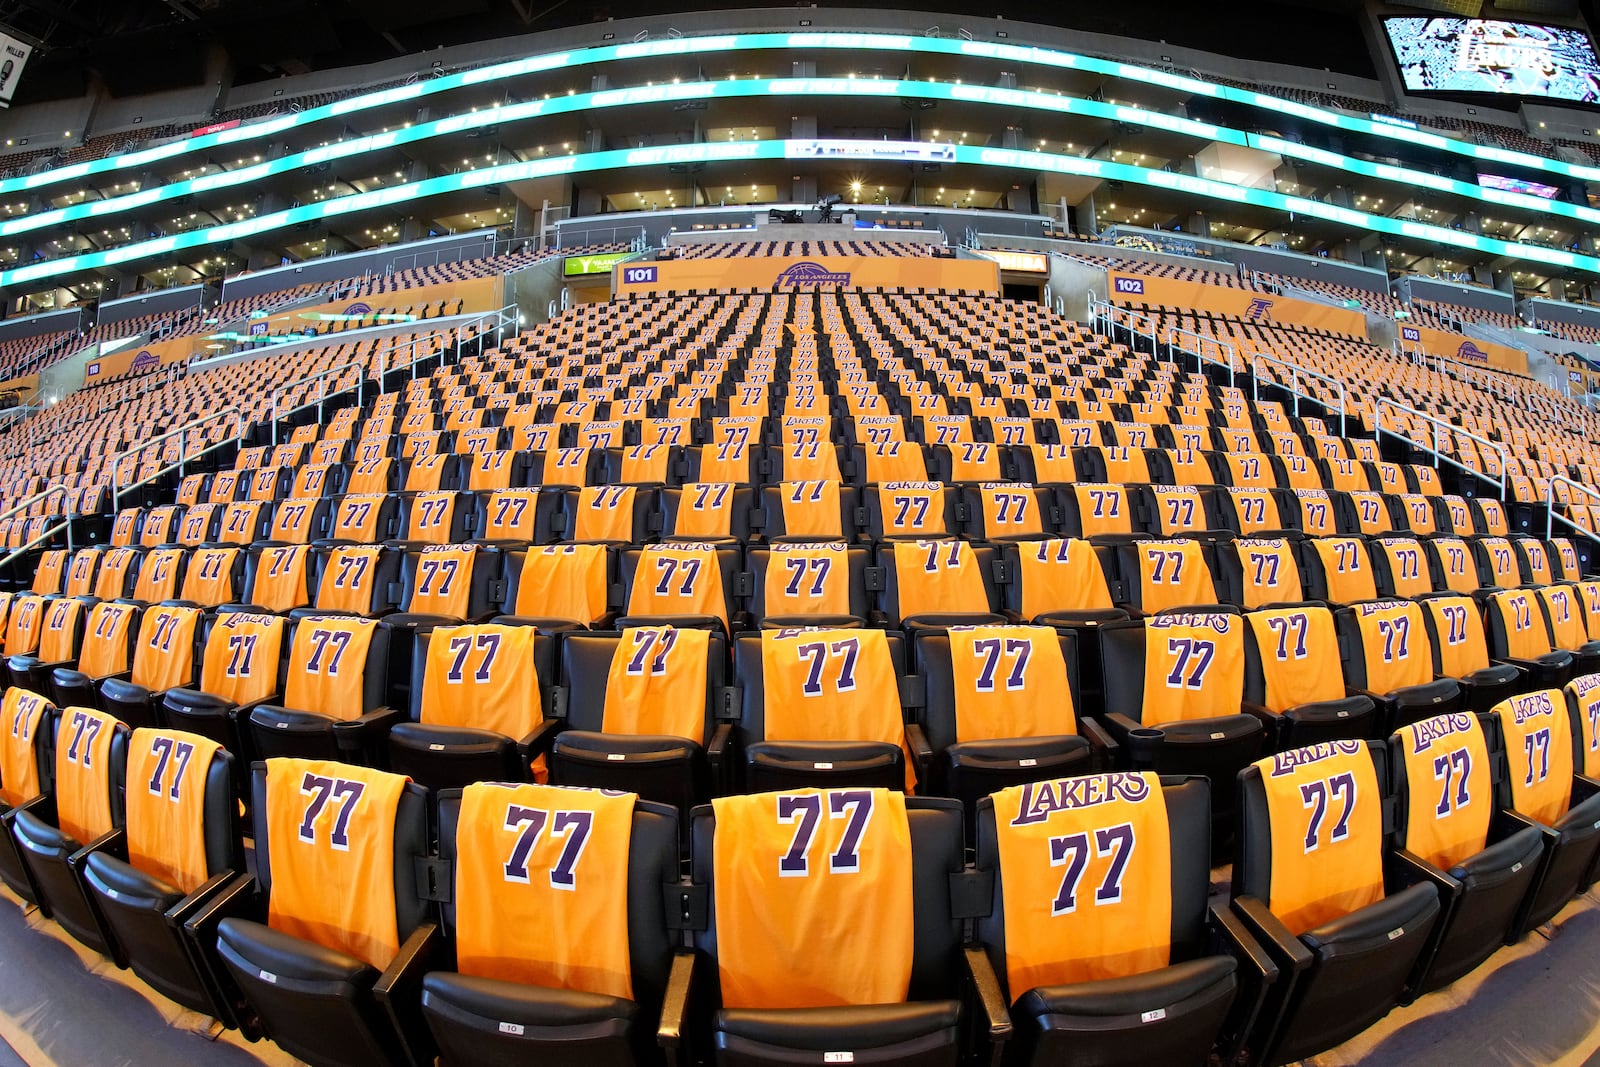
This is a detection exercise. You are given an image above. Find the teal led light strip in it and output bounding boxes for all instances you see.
[4,30,1598,201]
[2,137,1592,288]
[5,76,1598,256]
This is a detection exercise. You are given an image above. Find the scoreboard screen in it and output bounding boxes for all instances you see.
[1384,17,1600,102]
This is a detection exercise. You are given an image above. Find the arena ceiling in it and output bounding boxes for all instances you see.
[0,0,1406,105]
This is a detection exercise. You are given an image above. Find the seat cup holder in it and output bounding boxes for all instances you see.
[1127,727,1164,767]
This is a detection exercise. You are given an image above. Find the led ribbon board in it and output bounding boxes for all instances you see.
[5,77,1599,271]
[4,137,1594,287]
[5,30,1599,199]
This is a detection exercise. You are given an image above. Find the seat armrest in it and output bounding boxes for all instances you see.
[182,872,260,938]
[1207,903,1279,1065]
[962,943,1013,1059]
[1239,701,1286,737]
[707,723,734,794]
[1496,806,1558,843]
[166,869,244,926]
[1230,894,1314,974]
[1574,774,1600,807]
[1386,848,1461,898]
[374,921,441,997]
[332,707,407,751]
[375,922,442,1067]
[69,828,126,873]
[228,696,279,723]
[2,793,53,829]
[515,718,564,766]
[1078,716,1119,771]
[657,949,696,1065]
[380,612,461,635]
[906,723,934,786]
[1208,902,1279,983]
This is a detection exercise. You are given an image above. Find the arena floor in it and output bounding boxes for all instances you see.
[0,879,1590,1065]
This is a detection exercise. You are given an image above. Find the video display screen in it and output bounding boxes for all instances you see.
[1385,17,1600,101]
[1478,173,1562,199]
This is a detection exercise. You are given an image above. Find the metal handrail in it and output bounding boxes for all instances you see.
[1161,322,1237,386]
[1086,296,1240,382]
[1545,475,1600,538]
[1372,396,1508,497]
[269,363,368,444]
[109,406,245,510]
[1249,351,1348,438]
[0,483,73,566]
[1089,297,1159,359]
[0,512,75,569]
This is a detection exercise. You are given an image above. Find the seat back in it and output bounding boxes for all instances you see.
[1417,593,1494,679]
[197,611,289,706]
[92,548,140,601]
[620,543,738,631]
[435,785,678,1009]
[555,485,657,544]
[1001,538,1117,620]
[1101,610,1245,728]
[559,628,724,743]
[1370,537,1433,599]
[312,545,399,616]
[660,483,757,542]
[1536,585,1589,654]
[962,483,1053,541]
[503,544,615,625]
[1221,537,1305,609]
[5,594,46,656]
[1232,739,1388,936]
[412,622,555,737]
[0,689,52,808]
[975,774,1213,999]
[862,482,959,541]
[877,539,1000,624]
[1303,537,1377,604]
[251,759,429,967]
[1334,600,1434,696]
[132,548,185,604]
[690,792,964,1004]
[246,545,314,614]
[38,596,93,666]
[76,602,141,680]
[1483,589,1554,661]
[1566,674,1600,779]
[1426,536,1480,595]
[1117,539,1221,614]
[913,626,1080,753]
[1386,712,1494,871]
[123,727,240,892]
[281,616,388,720]
[1474,537,1522,590]
[747,542,869,624]
[1242,603,1345,712]
[761,480,857,541]
[732,628,908,748]
[124,605,202,694]
[1492,689,1574,826]
[399,544,501,620]
[52,707,130,845]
